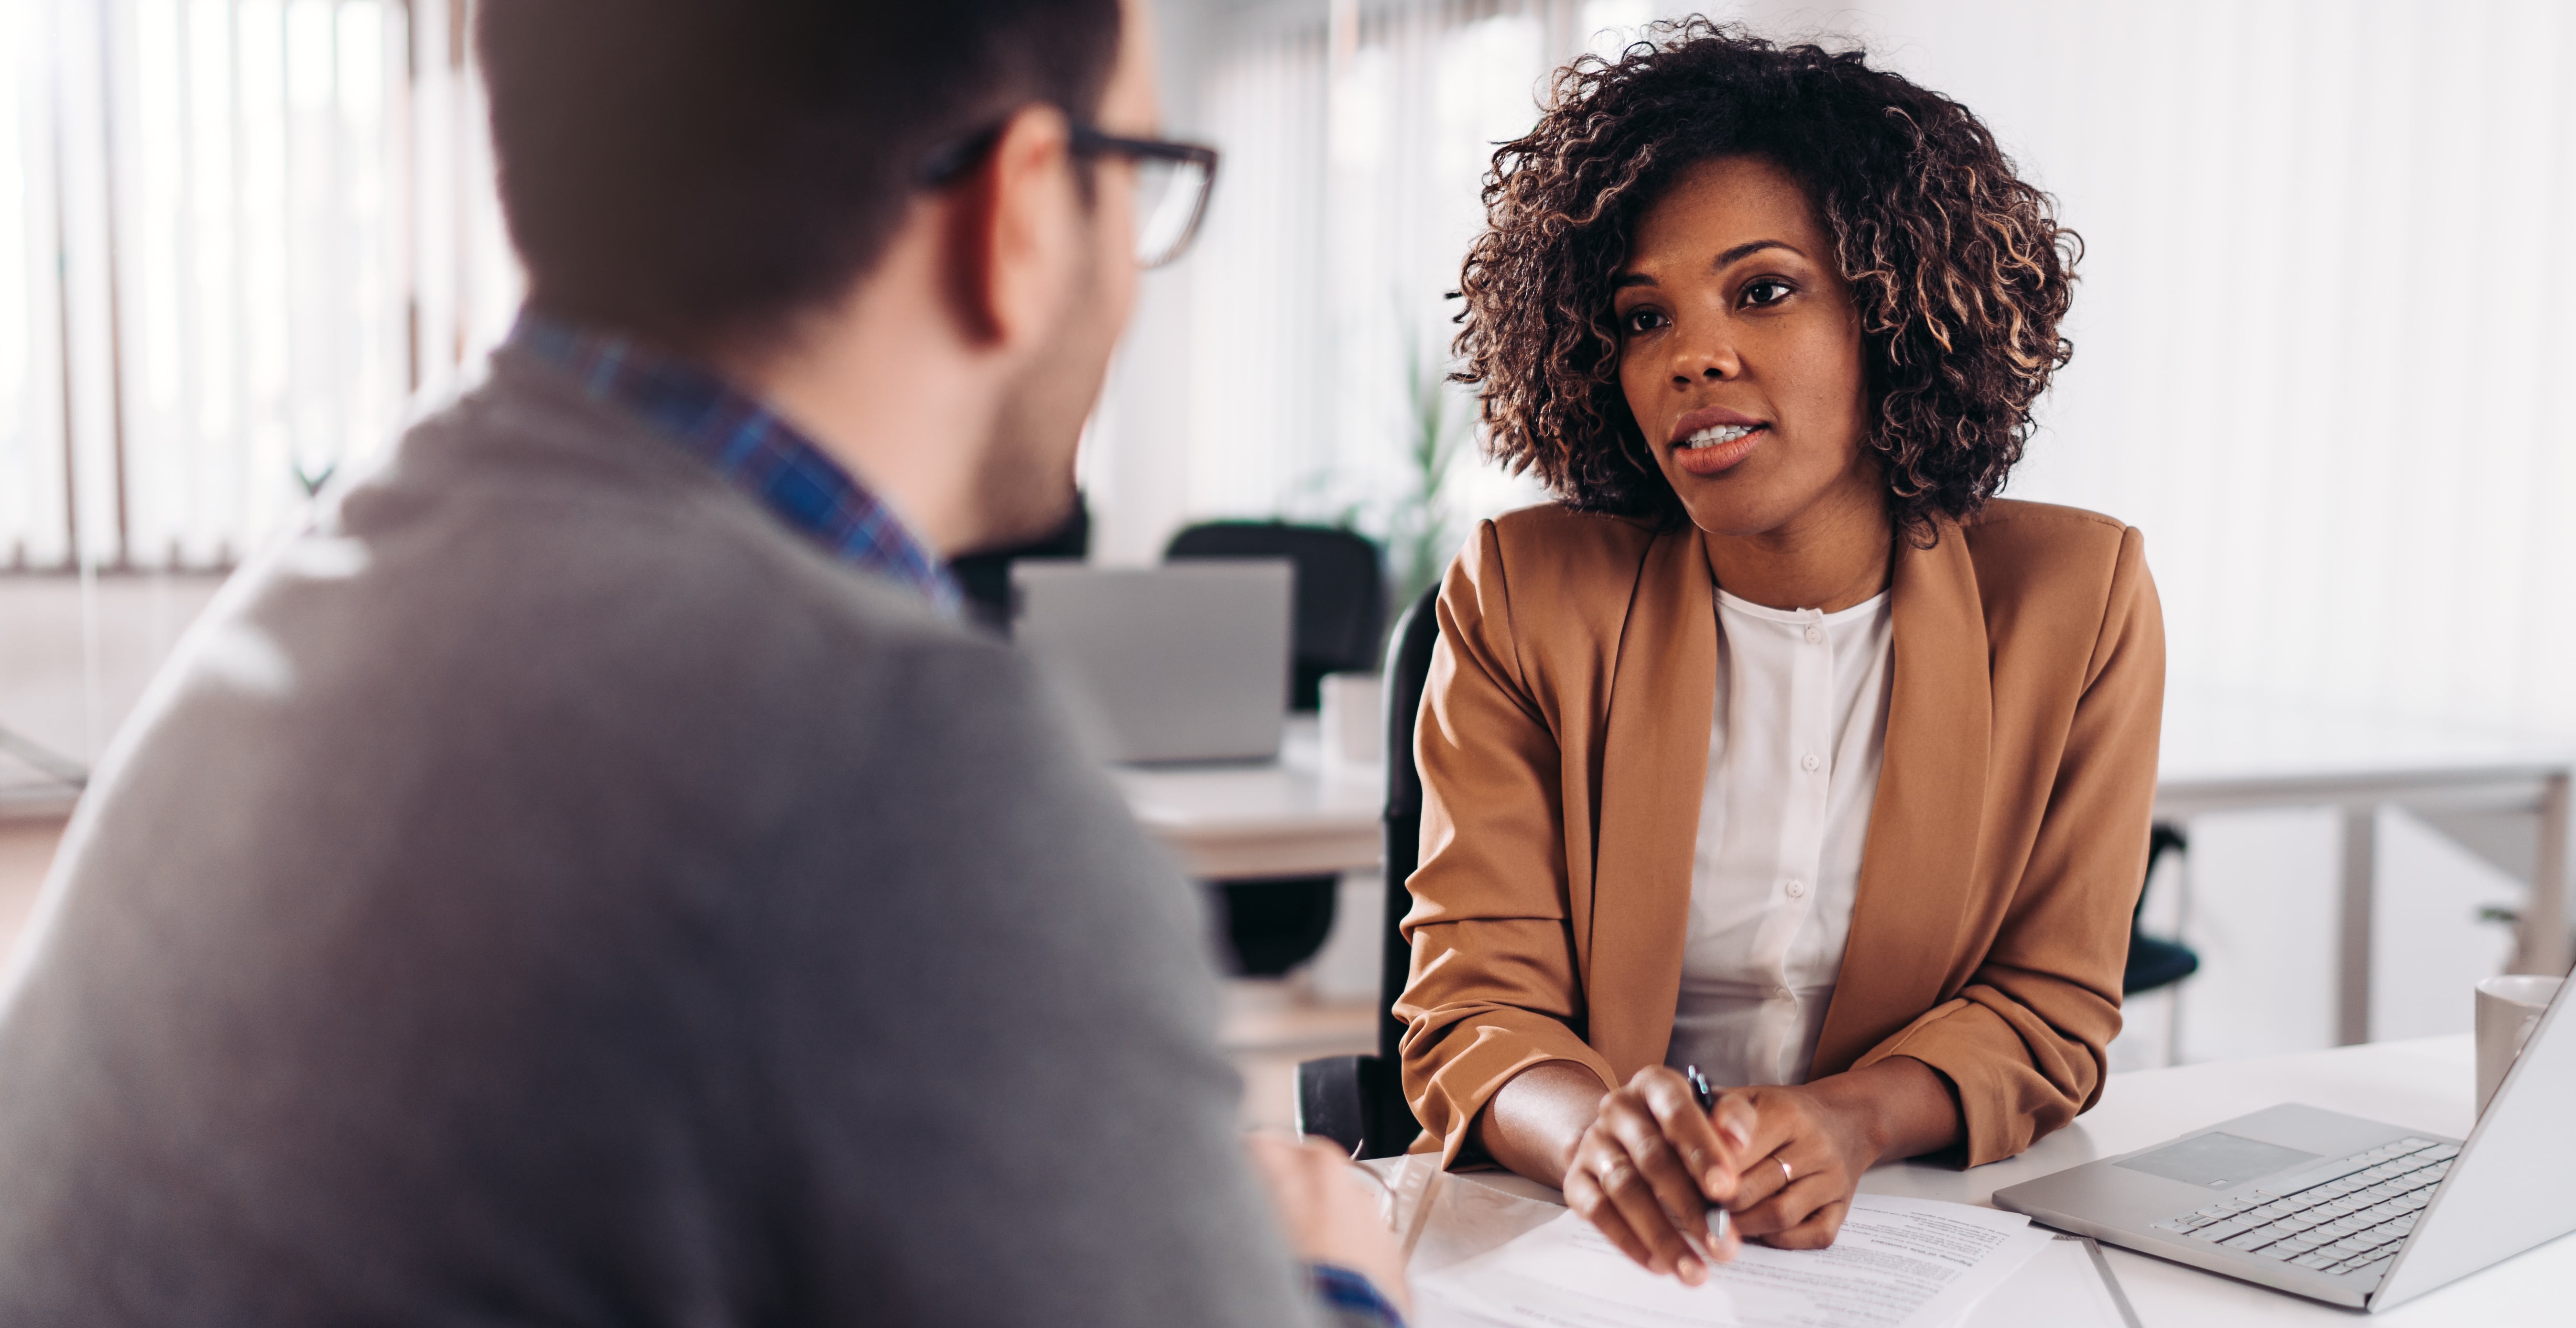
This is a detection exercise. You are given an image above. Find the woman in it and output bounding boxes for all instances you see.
[1398,22,2162,1285]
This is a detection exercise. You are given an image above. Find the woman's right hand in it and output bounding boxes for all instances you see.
[1563,1066,1755,1284]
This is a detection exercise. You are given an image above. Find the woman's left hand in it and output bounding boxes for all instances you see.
[1703,1084,1875,1248]
[1713,1057,1965,1249]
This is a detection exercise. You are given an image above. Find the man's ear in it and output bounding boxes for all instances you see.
[943,103,1082,349]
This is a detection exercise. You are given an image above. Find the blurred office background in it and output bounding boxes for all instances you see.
[3,0,2572,1113]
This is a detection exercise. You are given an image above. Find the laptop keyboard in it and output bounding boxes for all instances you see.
[2149,1136,2459,1281]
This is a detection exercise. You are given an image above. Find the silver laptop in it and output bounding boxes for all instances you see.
[1994,973,2576,1310]
[1010,559,1292,765]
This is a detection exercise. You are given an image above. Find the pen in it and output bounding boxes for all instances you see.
[1685,1065,1730,1245]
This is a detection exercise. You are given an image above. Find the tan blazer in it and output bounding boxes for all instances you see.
[1395,499,2164,1168]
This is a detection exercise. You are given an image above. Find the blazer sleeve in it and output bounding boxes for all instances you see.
[1848,525,2166,1165]
[1394,521,1618,1165]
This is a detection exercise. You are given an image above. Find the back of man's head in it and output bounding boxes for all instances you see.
[479,0,1123,358]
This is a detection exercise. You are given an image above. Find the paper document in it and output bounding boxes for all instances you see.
[1951,1234,2139,1328]
[1415,1192,2054,1328]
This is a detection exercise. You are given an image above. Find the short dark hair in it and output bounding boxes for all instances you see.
[1455,19,2079,544]
[479,0,1123,356]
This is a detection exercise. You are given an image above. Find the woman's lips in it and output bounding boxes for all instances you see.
[1669,404,1762,440]
[1671,422,1766,476]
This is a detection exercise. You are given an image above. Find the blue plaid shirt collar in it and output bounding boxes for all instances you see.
[508,313,961,616]
[1311,1263,1407,1326]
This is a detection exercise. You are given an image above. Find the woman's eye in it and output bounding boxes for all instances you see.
[1622,308,1668,334]
[1743,279,1793,306]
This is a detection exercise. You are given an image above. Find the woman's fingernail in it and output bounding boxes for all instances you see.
[1679,1254,1705,1283]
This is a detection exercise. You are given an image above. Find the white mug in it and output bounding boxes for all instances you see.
[1317,671,1384,772]
[2475,974,2563,1120]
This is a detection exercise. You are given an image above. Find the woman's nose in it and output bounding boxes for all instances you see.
[1668,337,1740,386]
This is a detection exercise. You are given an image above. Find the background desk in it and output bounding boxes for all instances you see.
[2157,687,2573,1044]
[1112,717,1382,881]
[1393,1034,2565,1325]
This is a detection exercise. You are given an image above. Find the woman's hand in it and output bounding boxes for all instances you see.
[1561,1066,1754,1284]
[1702,1084,1876,1247]
[1714,1057,1966,1249]
[1243,1133,1411,1316]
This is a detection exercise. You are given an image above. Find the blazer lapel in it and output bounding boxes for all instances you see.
[1586,527,1718,1081]
[1811,524,1993,1075]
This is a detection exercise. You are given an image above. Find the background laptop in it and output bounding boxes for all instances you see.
[1993,973,2576,1311]
[1010,559,1293,765]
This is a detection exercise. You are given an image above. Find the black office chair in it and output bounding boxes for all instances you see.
[950,498,1090,635]
[1168,522,1390,978]
[1293,586,1439,1158]
[2125,822,2199,994]
[1164,521,1387,711]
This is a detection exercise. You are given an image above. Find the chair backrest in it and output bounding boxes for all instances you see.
[1376,585,1441,1064]
[2138,822,2188,920]
[1165,522,1387,710]
[951,498,1090,633]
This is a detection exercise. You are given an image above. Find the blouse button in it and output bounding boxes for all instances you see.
[1801,752,1822,772]
[1785,878,1806,898]
[1804,625,1824,645]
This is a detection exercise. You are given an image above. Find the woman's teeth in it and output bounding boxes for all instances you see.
[1683,424,1759,449]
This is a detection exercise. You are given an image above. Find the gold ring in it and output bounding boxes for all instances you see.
[1776,1156,1794,1186]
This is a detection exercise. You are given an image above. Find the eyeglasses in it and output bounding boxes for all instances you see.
[1073,126,1219,269]
[920,120,1221,270]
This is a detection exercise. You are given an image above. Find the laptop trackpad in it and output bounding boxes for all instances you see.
[2117,1132,2320,1190]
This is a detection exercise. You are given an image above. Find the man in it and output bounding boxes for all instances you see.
[0,0,1406,1323]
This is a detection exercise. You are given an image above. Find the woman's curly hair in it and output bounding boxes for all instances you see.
[1455,19,2079,544]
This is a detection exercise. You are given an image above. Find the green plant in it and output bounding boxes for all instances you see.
[1272,304,1476,628]
[1384,322,1471,612]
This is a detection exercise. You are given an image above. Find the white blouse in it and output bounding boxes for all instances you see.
[1663,587,1895,1089]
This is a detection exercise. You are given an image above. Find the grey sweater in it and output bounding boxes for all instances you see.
[0,353,1339,1327]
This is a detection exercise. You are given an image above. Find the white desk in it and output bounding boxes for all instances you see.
[1389,1034,2568,1325]
[1111,717,1383,880]
[1119,693,2576,1039]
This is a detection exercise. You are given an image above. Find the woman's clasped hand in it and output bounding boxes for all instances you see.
[1566,1066,1900,1282]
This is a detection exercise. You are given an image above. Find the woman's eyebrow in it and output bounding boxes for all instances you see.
[1615,239,1803,289]
[1715,239,1799,267]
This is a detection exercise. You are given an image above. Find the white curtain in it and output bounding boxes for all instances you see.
[0,0,518,573]
[1829,0,2576,740]
[1,0,77,569]
[1090,0,1609,586]
[1116,0,2576,735]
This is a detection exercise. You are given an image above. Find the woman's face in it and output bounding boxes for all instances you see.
[1614,155,1875,539]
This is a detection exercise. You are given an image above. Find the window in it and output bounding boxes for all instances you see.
[0,0,68,567]
[1120,0,2576,733]
[0,0,517,573]
[1112,0,1608,595]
